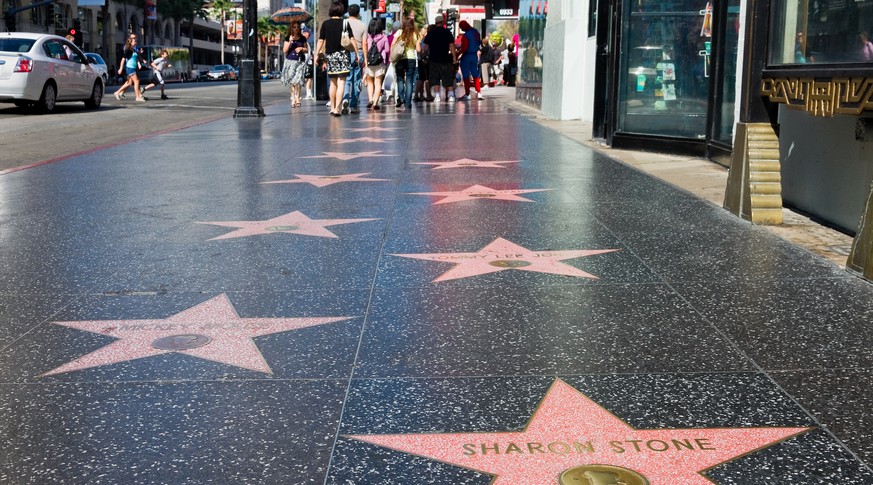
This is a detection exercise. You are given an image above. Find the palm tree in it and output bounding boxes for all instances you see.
[257,16,277,68]
[211,0,236,64]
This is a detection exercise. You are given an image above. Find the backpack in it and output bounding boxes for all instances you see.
[367,35,383,66]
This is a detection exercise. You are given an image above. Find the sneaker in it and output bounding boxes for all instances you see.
[160,94,169,100]
[395,100,402,108]
[349,108,359,114]
[121,94,127,99]
[135,97,146,102]
[139,87,145,95]
[448,94,456,103]
[113,92,121,101]
[424,96,434,102]
[457,94,469,101]
[433,95,441,103]
[341,99,350,114]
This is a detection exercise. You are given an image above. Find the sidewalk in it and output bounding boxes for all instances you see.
[0,91,871,483]
[496,86,855,269]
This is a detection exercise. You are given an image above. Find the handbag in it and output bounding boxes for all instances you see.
[341,19,355,52]
[389,39,405,63]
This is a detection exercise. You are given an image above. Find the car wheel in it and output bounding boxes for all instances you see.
[85,80,103,109]
[36,82,57,114]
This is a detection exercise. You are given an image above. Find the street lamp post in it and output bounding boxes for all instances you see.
[234,0,264,117]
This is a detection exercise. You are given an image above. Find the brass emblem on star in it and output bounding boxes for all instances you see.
[560,465,650,485]
[152,334,213,351]
[266,226,300,231]
[469,193,497,198]
[489,260,533,268]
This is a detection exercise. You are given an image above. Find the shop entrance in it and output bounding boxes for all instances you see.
[594,0,740,164]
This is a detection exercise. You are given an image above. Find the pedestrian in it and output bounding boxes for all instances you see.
[316,2,359,117]
[391,17,420,110]
[281,20,309,108]
[113,34,146,102]
[456,20,483,101]
[422,14,457,103]
[341,3,367,114]
[363,18,390,110]
[415,26,431,102]
[141,49,170,100]
[302,24,315,100]
[479,36,496,90]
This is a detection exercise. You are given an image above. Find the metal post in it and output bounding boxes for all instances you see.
[234,0,264,117]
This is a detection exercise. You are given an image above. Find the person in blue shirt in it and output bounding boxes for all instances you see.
[457,20,482,101]
[113,34,146,102]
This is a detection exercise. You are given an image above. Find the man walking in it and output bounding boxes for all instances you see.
[422,14,457,103]
[342,4,367,114]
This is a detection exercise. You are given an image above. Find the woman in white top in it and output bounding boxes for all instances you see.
[391,18,421,110]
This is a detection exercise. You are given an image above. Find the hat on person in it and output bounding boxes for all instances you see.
[459,20,471,31]
[435,14,444,24]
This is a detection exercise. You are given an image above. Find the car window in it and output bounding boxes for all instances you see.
[43,40,67,60]
[0,38,36,53]
[60,41,84,63]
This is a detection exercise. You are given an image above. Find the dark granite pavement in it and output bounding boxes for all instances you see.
[1,98,872,484]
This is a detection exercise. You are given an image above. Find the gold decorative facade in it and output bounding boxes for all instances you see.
[761,77,873,117]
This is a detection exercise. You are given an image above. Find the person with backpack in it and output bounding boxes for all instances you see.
[363,18,390,110]
[391,17,421,110]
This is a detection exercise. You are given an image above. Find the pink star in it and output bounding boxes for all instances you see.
[300,151,397,161]
[261,173,390,188]
[347,379,811,485]
[346,127,401,132]
[42,294,353,376]
[407,184,553,205]
[412,158,521,169]
[329,137,399,144]
[196,210,379,240]
[392,238,619,282]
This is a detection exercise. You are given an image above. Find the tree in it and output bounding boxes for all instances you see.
[401,0,425,26]
[211,0,236,64]
[257,16,280,69]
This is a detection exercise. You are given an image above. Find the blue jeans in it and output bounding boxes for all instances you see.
[397,59,417,107]
[343,50,363,108]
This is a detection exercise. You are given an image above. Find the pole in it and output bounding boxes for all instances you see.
[233,0,264,117]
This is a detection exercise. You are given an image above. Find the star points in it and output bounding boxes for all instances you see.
[261,173,390,188]
[412,158,521,169]
[42,294,353,376]
[347,379,811,485]
[392,237,619,282]
[196,210,379,240]
[407,184,552,205]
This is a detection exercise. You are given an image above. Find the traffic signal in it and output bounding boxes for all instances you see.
[68,26,82,46]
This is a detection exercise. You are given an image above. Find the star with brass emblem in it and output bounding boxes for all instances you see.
[345,127,401,132]
[407,184,553,205]
[261,173,390,188]
[196,210,379,240]
[412,158,521,169]
[42,293,353,376]
[391,237,619,282]
[300,151,398,161]
[347,379,810,484]
[329,137,399,144]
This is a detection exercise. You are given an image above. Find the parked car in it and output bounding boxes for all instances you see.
[84,52,109,84]
[207,64,236,81]
[0,32,104,113]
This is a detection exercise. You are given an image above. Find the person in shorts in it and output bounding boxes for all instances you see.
[422,14,457,103]
[141,49,170,100]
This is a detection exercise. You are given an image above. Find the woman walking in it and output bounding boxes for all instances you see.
[391,18,420,110]
[363,18,390,110]
[113,35,146,102]
[281,20,308,108]
[316,2,359,116]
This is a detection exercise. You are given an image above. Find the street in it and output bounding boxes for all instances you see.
[0,80,293,172]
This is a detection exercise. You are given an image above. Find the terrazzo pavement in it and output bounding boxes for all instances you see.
[1,94,872,484]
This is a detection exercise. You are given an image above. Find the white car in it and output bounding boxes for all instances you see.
[0,32,104,113]
[84,52,109,84]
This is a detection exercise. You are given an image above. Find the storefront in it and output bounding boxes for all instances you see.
[593,0,741,164]
[758,0,873,234]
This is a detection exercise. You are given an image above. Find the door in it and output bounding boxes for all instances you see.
[592,0,619,142]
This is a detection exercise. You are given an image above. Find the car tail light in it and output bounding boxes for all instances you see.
[14,56,33,73]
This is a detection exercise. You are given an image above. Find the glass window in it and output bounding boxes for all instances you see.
[770,0,873,65]
[618,0,711,138]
